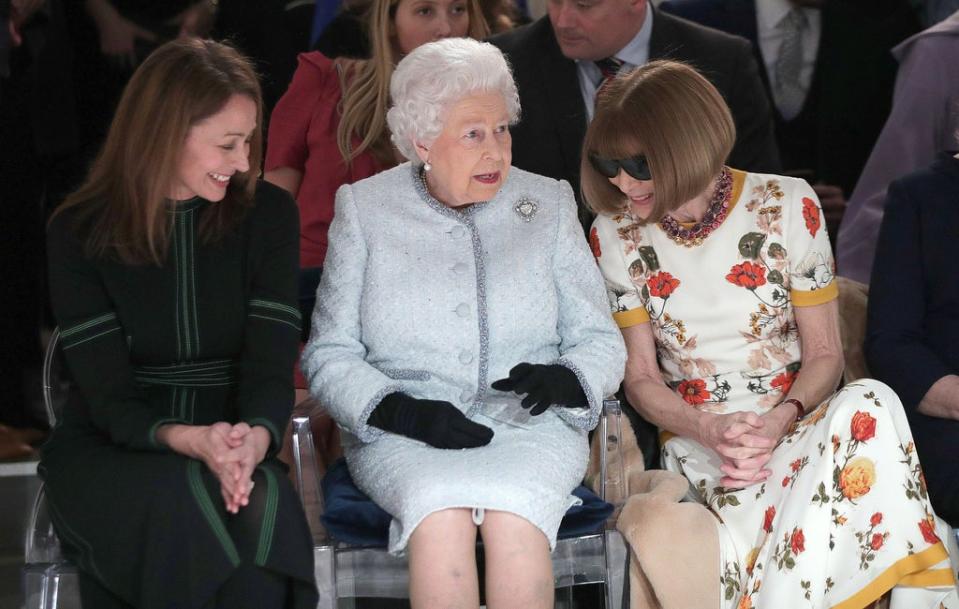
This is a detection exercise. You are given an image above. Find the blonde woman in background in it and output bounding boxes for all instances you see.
[265,0,489,339]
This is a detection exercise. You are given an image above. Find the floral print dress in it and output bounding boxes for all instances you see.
[592,169,958,609]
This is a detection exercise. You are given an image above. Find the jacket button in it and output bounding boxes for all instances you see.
[455,303,470,317]
[451,225,467,239]
[459,351,473,364]
[452,262,469,274]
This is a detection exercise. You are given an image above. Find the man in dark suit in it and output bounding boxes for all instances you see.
[488,0,780,228]
[658,0,920,241]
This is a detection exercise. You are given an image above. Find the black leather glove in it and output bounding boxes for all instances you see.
[367,392,494,449]
[490,363,588,416]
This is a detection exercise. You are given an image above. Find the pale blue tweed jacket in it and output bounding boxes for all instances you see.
[302,162,625,552]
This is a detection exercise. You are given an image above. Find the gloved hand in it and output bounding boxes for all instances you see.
[490,363,588,416]
[367,392,494,449]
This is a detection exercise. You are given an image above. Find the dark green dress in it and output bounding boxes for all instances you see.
[40,182,317,609]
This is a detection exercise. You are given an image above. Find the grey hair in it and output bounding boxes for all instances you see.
[387,38,521,163]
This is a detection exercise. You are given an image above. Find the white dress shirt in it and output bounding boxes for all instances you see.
[576,7,654,121]
[756,0,821,115]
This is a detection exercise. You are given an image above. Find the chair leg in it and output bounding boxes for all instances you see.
[315,546,336,609]
[604,531,628,609]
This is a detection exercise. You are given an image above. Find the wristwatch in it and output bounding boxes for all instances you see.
[782,398,805,422]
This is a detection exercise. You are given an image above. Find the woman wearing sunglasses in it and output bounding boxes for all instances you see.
[585,60,958,609]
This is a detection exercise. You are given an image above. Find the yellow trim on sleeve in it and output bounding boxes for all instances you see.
[613,307,650,328]
[830,543,951,609]
[791,280,839,307]
[898,568,957,588]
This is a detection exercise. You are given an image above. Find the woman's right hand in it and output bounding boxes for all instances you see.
[696,411,778,488]
[156,423,251,511]
[368,392,494,449]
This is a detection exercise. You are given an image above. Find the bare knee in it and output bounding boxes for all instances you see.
[410,508,477,548]
[479,511,549,557]
[480,511,553,609]
[408,509,480,609]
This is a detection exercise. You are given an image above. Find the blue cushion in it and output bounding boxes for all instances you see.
[320,459,613,547]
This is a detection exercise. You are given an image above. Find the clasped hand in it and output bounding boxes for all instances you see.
[165,422,270,514]
[699,408,793,488]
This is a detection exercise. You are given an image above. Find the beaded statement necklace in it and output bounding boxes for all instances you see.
[658,166,733,247]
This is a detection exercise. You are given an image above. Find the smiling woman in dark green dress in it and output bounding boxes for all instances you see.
[41,38,317,609]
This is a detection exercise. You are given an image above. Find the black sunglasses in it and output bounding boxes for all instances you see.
[588,152,652,181]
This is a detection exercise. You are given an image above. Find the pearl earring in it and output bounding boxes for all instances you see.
[423,161,432,172]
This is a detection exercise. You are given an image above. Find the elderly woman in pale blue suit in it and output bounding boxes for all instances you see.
[302,38,625,609]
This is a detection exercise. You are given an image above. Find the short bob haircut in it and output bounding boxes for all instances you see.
[53,38,263,266]
[387,38,520,163]
[581,60,735,222]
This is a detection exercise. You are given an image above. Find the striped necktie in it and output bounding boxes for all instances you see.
[594,56,624,103]
[774,7,808,121]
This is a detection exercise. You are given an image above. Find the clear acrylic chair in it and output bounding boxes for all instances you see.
[23,328,83,609]
[290,398,632,609]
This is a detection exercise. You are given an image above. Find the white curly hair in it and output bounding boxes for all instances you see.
[386,38,521,164]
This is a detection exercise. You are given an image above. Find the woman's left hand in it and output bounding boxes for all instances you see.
[219,423,271,513]
[491,363,588,415]
[717,405,794,488]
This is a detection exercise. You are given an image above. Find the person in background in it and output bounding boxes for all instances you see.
[303,38,625,609]
[659,0,921,246]
[837,10,959,284]
[588,60,957,609]
[489,0,781,230]
[265,0,489,340]
[866,149,959,527]
[42,38,317,609]
[0,0,76,460]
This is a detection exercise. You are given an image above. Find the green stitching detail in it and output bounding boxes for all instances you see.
[60,312,118,338]
[248,313,301,332]
[46,493,107,581]
[174,217,183,360]
[136,359,233,371]
[188,211,200,354]
[180,218,193,358]
[255,466,279,566]
[186,461,241,566]
[249,299,301,320]
[135,378,235,387]
[62,326,121,350]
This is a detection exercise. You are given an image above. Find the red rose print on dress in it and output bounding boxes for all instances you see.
[919,517,940,545]
[870,533,884,551]
[647,271,680,298]
[589,227,602,259]
[790,528,805,554]
[725,261,767,290]
[870,512,883,527]
[802,197,821,237]
[850,411,877,443]
[763,506,776,532]
[677,379,710,405]
[771,370,797,395]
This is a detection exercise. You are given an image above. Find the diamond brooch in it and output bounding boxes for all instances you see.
[513,198,539,222]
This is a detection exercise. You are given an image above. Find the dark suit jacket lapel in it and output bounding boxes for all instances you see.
[533,19,588,184]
